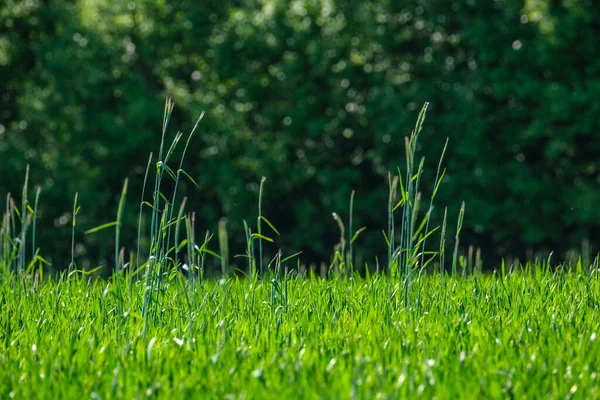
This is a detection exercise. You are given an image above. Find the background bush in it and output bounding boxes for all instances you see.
[1,0,599,270]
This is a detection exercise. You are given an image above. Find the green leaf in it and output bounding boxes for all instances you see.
[74,266,104,276]
[432,169,447,199]
[160,216,185,231]
[259,216,280,236]
[26,203,35,215]
[178,169,200,188]
[158,192,170,205]
[195,245,221,259]
[381,230,390,248]
[393,197,405,212]
[413,226,440,246]
[176,239,188,251]
[251,233,274,243]
[141,201,160,212]
[281,251,302,264]
[35,255,51,266]
[12,203,21,219]
[159,163,177,181]
[350,227,367,244]
[85,221,118,235]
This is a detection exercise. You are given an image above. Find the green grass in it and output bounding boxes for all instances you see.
[2,100,600,398]
[0,269,599,398]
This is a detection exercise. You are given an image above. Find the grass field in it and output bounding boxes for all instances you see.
[0,269,599,398]
[2,101,599,398]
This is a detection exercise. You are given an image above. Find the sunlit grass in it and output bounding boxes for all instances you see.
[0,270,598,398]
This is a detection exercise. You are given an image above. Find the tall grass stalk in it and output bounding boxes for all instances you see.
[332,212,346,276]
[17,165,29,275]
[386,173,398,276]
[31,185,41,262]
[258,176,266,277]
[110,179,129,320]
[419,138,448,269]
[142,100,173,320]
[394,103,429,281]
[174,197,187,271]
[184,212,195,281]
[440,207,448,276]
[219,218,229,277]
[165,111,204,263]
[10,195,16,272]
[1,194,11,273]
[69,192,79,274]
[414,138,449,308]
[451,201,466,276]
[136,152,153,272]
[199,230,211,283]
[348,190,355,277]
[243,220,254,276]
[143,99,175,324]
[115,178,128,273]
[151,201,171,322]
[403,104,428,275]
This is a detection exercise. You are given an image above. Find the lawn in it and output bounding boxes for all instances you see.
[0,269,598,398]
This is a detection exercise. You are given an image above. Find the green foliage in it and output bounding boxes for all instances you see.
[1,0,599,268]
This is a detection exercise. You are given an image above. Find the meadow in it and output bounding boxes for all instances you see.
[1,269,599,399]
[1,101,599,398]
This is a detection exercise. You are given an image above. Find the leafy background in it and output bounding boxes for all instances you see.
[1,0,599,271]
